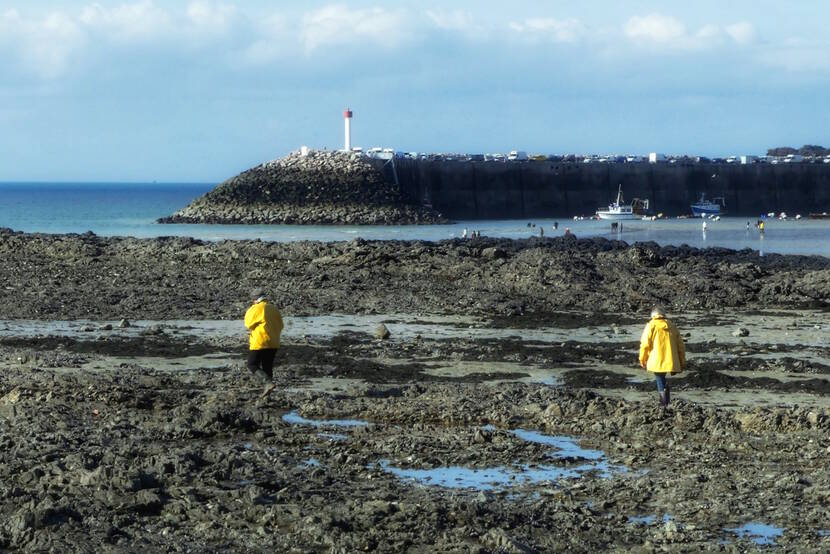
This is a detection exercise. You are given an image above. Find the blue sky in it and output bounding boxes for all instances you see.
[1,1,829,181]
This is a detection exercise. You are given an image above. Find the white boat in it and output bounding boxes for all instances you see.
[691,194,725,217]
[596,185,649,220]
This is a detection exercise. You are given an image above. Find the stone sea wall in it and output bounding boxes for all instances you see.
[161,152,830,225]
[393,160,830,218]
[159,150,447,225]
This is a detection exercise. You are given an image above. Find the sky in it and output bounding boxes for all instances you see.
[1,1,829,182]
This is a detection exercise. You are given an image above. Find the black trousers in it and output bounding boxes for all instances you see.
[247,349,277,382]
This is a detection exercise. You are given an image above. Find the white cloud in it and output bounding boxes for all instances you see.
[624,14,757,50]
[79,1,173,41]
[509,17,584,43]
[300,5,412,53]
[186,1,237,35]
[725,22,756,45]
[426,9,477,32]
[237,14,288,66]
[0,9,85,78]
[624,14,686,43]
[0,2,250,77]
[694,24,722,41]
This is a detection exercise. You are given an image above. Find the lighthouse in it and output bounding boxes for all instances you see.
[343,108,353,151]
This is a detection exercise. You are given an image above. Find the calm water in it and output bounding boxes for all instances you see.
[1,182,828,257]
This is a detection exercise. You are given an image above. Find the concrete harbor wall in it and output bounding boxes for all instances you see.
[386,160,830,218]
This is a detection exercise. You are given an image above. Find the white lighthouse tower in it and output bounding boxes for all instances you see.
[343,107,353,151]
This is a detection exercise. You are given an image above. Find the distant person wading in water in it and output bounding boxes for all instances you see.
[244,288,284,399]
[639,306,686,411]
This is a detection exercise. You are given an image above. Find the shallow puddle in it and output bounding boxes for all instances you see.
[725,522,784,545]
[0,311,825,352]
[282,410,369,428]
[376,460,593,490]
[0,313,736,342]
[511,429,604,460]
[379,426,622,490]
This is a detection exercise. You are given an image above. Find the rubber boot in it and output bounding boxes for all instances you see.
[658,392,667,414]
[260,383,276,399]
[665,387,670,407]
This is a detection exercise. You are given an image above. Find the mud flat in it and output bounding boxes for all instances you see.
[1,231,830,550]
[1,308,829,551]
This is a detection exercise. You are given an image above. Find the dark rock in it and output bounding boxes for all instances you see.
[374,324,391,340]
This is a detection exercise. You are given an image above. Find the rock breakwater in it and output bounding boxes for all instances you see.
[159,150,447,225]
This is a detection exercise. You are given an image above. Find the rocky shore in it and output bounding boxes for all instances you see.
[158,150,447,225]
[1,229,830,551]
[0,228,827,320]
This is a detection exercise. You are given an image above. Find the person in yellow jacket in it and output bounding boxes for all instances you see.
[244,288,284,398]
[639,306,685,409]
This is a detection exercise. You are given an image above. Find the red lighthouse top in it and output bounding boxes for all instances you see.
[344,108,353,118]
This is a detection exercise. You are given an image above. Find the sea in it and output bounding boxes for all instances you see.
[1,182,829,258]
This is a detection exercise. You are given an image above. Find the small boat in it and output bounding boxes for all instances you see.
[809,212,830,219]
[690,193,725,217]
[597,185,649,220]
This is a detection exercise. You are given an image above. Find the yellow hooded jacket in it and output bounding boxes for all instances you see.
[244,300,283,350]
[639,316,685,373]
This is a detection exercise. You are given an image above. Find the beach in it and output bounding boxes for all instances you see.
[0,231,829,550]
[5,0,830,550]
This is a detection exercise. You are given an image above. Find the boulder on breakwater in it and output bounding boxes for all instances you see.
[158,150,447,225]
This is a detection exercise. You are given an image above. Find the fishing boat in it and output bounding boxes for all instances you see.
[690,193,725,217]
[596,185,649,220]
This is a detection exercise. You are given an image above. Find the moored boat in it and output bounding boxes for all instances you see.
[597,185,649,220]
[691,194,725,217]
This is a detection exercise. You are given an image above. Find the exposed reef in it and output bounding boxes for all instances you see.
[0,229,828,320]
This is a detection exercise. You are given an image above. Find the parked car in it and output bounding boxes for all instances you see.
[507,150,528,161]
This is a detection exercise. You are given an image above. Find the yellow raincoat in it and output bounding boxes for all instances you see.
[639,316,685,373]
[244,300,284,350]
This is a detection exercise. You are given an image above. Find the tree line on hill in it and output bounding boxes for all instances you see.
[767,145,829,157]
